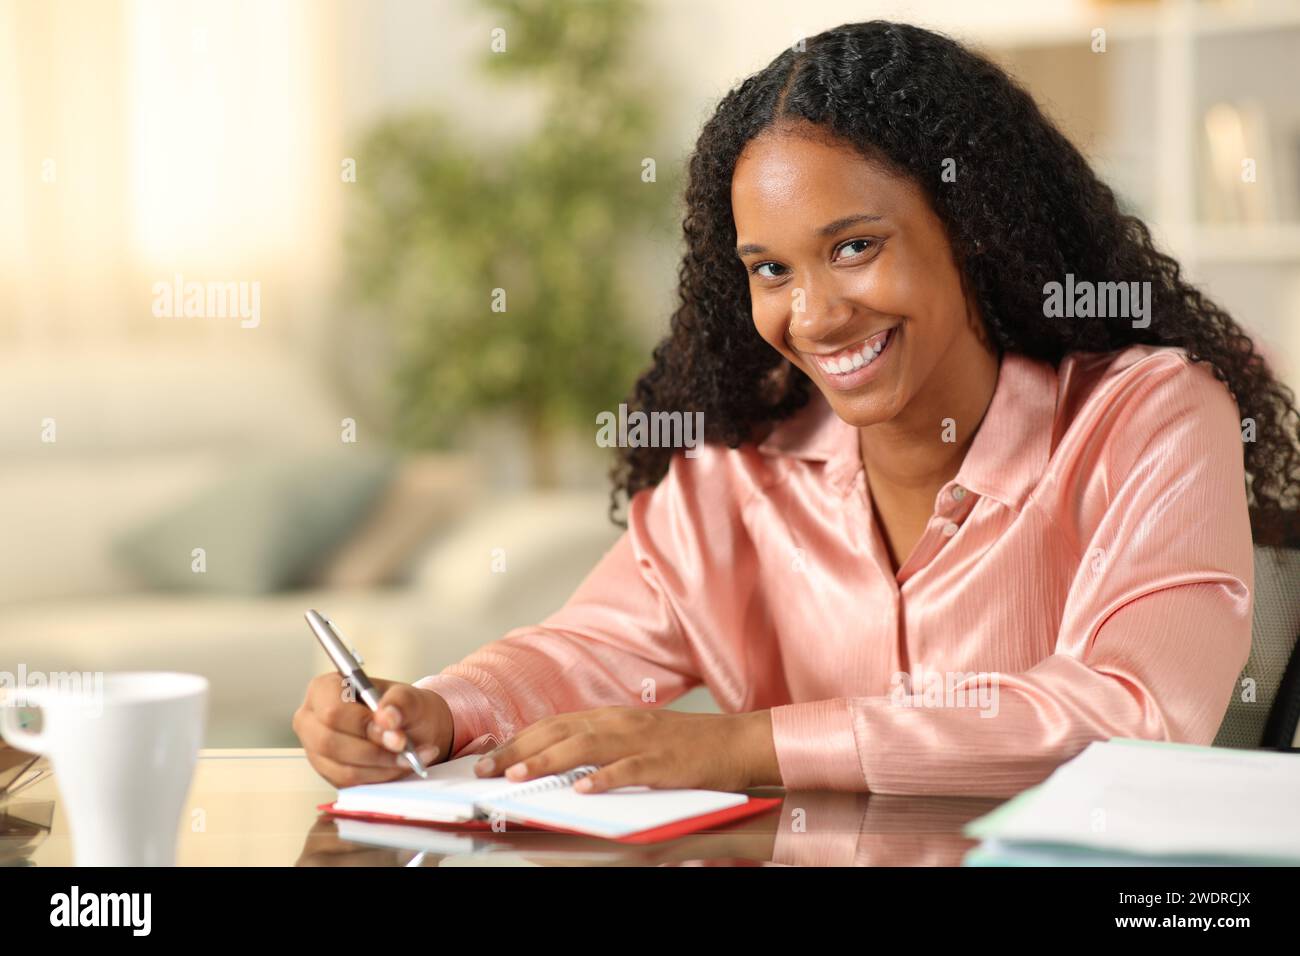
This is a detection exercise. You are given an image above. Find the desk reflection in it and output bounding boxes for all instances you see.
[16,751,1005,866]
[297,790,1001,867]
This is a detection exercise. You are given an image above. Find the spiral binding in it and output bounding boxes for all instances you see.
[491,764,600,802]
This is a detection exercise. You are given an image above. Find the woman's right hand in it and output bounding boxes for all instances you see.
[293,674,455,788]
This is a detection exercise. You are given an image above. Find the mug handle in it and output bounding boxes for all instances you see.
[0,699,47,754]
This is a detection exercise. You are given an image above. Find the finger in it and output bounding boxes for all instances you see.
[372,682,438,746]
[475,717,580,777]
[498,709,613,755]
[306,749,409,789]
[359,713,411,753]
[311,675,376,738]
[572,756,657,794]
[372,681,420,732]
[297,710,404,769]
[500,731,618,782]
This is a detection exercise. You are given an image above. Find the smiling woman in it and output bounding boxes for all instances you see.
[733,139,995,416]
[728,132,1003,570]
[295,20,1300,799]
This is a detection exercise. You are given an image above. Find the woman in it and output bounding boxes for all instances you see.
[294,21,1300,797]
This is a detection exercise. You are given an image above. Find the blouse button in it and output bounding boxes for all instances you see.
[951,485,967,502]
[941,521,960,538]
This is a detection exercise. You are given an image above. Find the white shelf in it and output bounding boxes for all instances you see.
[1153,222,1300,263]
[967,9,1158,48]
[1190,223,1300,263]
[1191,1,1300,37]
[980,0,1300,51]
[983,1,1300,260]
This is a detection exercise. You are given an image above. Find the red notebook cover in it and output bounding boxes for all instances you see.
[318,794,781,845]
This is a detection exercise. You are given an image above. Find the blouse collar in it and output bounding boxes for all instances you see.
[756,350,1059,512]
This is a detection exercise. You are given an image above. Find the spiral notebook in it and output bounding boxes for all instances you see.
[320,754,780,844]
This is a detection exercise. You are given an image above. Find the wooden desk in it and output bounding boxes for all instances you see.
[5,749,1003,866]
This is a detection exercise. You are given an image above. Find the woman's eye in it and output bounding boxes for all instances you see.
[836,238,877,260]
[751,262,787,280]
[748,240,877,279]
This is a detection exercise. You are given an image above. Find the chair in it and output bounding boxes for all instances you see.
[1213,543,1300,749]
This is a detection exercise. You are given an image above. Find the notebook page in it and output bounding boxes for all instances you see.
[481,786,748,839]
[334,755,519,822]
[984,740,1300,860]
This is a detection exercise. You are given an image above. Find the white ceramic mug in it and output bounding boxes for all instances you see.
[0,671,208,866]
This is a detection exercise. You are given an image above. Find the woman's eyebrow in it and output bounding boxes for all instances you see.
[817,212,885,236]
[736,212,884,257]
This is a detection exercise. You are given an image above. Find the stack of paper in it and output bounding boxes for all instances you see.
[963,738,1300,866]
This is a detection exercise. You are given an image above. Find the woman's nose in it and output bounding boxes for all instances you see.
[787,282,855,342]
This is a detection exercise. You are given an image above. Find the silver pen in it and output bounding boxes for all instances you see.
[304,609,429,779]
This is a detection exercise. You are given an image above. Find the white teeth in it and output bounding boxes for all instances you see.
[815,328,892,375]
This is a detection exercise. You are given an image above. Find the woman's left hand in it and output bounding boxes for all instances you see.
[472,707,780,793]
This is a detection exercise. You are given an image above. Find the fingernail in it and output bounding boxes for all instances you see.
[574,777,593,792]
[381,706,402,726]
[419,746,440,763]
[475,757,495,775]
[382,730,404,751]
[505,762,527,780]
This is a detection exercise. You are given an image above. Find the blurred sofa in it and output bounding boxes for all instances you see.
[0,344,655,746]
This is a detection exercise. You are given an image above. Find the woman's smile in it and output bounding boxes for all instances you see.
[803,323,899,391]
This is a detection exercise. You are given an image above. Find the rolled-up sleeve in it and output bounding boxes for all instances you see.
[769,358,1255,795]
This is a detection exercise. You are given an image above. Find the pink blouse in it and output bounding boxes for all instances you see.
[416,344,1254,796]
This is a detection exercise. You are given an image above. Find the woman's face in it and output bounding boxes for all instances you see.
[732,126,991,429]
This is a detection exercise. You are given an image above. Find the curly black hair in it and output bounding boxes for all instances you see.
[609,20,1300,547]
